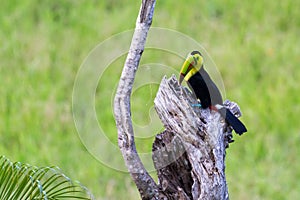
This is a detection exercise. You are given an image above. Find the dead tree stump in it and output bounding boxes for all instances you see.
[152,75,243,199]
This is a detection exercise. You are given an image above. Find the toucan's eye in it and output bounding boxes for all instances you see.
[196,57,199,61]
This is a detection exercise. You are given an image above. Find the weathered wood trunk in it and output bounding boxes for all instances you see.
[114,0,245,199]
[152,75,243,200]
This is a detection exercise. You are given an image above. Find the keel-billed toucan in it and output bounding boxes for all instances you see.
[179,51,247,135]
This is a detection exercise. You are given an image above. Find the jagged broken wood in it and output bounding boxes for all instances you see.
[152,75,243,199]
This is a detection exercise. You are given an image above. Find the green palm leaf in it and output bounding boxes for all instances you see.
[0,156,94,200]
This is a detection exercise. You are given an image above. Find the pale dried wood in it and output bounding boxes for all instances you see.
[114,0,244,199]
[114,1,162,200]
[153,75,243,200]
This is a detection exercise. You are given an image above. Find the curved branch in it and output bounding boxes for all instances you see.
[113,1,160,199]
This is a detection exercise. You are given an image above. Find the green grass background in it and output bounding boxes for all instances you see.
[1,0,299,199]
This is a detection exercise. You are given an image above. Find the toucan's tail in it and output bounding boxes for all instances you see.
[218,107,247,135]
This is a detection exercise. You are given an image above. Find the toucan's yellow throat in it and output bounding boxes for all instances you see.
[179,51,203,84]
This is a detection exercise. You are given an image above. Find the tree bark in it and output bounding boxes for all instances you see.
[114,1,162,199]
[152,75,242,200]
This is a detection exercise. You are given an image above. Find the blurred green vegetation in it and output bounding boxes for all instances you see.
[1,0,299,199]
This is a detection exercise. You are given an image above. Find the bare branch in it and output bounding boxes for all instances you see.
[113,1,160,199]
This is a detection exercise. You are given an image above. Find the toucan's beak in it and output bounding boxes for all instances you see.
[179,55,194,85]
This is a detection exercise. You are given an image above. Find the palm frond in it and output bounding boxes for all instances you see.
[0,156,94,200]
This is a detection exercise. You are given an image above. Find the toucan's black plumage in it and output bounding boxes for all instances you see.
[179,51,247,135]
[188,67,223,108]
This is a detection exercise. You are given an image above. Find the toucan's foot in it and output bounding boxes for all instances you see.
[191,103,202,108]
